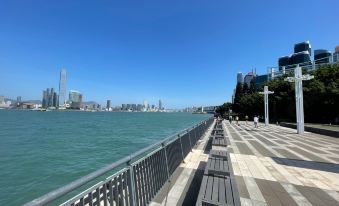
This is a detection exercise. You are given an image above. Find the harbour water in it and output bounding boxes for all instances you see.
[0,110,211,205]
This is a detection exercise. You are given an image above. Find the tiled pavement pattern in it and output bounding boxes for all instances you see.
[225,121,339,206]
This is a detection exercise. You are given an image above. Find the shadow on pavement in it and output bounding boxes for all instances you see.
[181,161,206,206]
[272,157,339,173]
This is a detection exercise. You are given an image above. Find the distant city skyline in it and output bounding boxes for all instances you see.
[0,0,338,108]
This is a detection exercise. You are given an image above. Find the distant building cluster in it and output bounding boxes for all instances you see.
[42,88,58,108]
[232,41,339,103]
[117,99,164,112]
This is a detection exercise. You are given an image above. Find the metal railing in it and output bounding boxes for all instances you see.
[24,117,214,206]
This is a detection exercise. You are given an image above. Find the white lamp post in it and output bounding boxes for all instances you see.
[285,65,314,134]
[259,86,274,126]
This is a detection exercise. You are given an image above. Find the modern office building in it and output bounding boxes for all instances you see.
[334,46,339,63]
[106,100,111,110]
[0,96,4,104]
[137,104,143,111]
[159,99,163,111]
[237,72,244,84]
[244,72,254,87]
[294,41,312,55]
[255,74,268,87]
[278,56,291,71]
[143,100,149,111]
[291,51,311,66]
[314,49,332,64]
[42,88,58,108]
[16,96,22,103]
[59,69,67,106]
[278,41,312,70]
[122,104,127,111]
[68,90,83,109]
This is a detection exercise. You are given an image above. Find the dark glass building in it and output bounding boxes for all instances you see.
[314,49,331,64]
[294,41,312,56]
[278,56,291,70]
[291,51,311,66]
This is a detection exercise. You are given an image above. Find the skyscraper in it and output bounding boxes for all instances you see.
[106,100,111,110]
[237,72,243,84]
[69,90,82,109]
[42,88,58,108]
[17,96,22,103]
[159,99,163,111]
[59,69,67,106]
[143,100,148,111]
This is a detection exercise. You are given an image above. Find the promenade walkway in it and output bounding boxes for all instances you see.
[150,120,339,206]
[227,121,339,206]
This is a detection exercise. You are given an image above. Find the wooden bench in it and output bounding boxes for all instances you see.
[197,175,234,206]
[196,151,241,206]
[212,138,228,147]
[204,157,230,176]
[210,150,228,159]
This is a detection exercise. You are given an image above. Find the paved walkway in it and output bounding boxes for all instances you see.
[149,120,214,206]
[227,121,339,206]
[150,120,339,206]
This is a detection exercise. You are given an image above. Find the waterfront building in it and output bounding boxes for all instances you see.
[42,88,58,108]
[159,99,163,111]
[0,96,4,104]
[255,74,268,87]
[137,104,143,111]
[237,72,244,84]
[143,100,149,111]
[278,55,291,71]
[59,69,67,106]
[334,46,339,63]
[121,104,127,111]
[68,90,83,109]
[314,49,332,64]
[106,100,111,110]
[294,41,312,55]
[291,51,311,66]
[244,72,254,87]
[16,96,22,103]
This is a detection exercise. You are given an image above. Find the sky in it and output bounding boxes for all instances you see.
[0,0,338,108]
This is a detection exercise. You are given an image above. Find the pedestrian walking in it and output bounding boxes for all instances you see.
[236,116,239,125]
[229,115,233,124]
[245,115,248,125]
[254,115,259,128]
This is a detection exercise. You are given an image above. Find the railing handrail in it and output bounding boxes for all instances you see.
[24,117,213,206]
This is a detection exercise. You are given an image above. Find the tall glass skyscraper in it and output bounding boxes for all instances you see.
[59,69,67,106]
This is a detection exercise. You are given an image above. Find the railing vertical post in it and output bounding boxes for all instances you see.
[162,143,171,182]
[128,163,137,206]
[187,129,192,151]
[178,135,185,162]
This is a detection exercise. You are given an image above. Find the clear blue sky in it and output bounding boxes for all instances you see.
[0,0,338,108]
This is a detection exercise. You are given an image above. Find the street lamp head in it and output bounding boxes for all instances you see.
[284,77,295,82]
[301,74,314,80]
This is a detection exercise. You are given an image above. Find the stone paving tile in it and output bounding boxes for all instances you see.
[231,132,244,141]
[235,142,254,155]
[225,122,339,206]
[235,175,250,199]
[274,148,303,160]
[294,185,339,206]
[272,139,289,145]
[292,141,329,154]
[253,135,277,146]
[247,140,276,157]
[287,146,330,163]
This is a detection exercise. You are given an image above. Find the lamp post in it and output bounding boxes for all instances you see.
[284,65,314,134]
[259,86,274,126]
